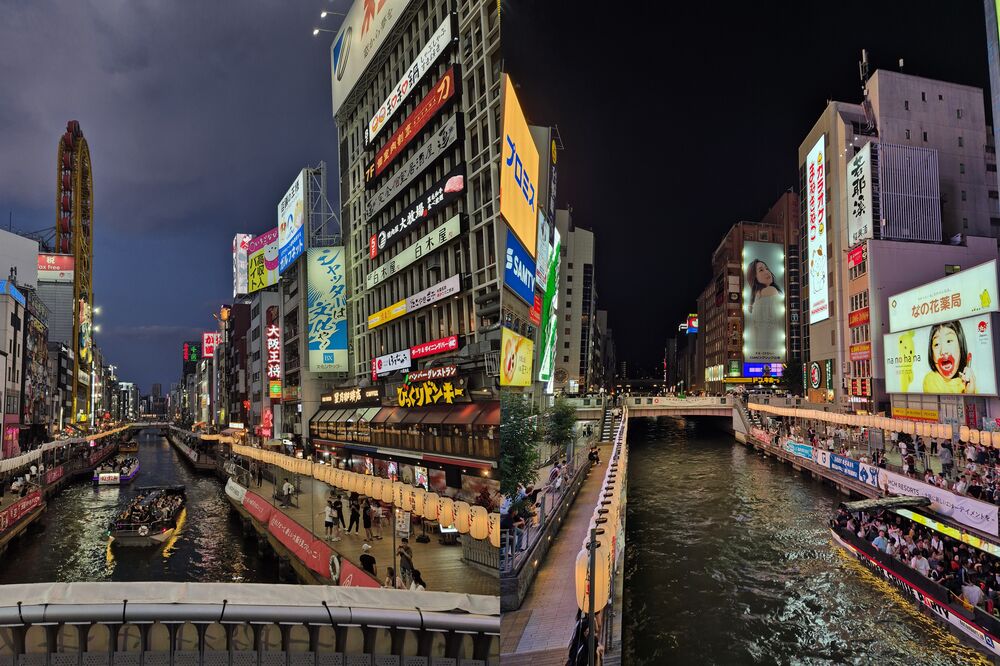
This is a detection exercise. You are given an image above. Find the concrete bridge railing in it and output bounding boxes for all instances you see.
[0,583,498,665]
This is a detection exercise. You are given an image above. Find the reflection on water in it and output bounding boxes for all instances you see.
[622,418,990,665]
[0,435,277,584]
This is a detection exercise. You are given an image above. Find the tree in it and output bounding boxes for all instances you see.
[500,391,541,499]
[545,396,577,458]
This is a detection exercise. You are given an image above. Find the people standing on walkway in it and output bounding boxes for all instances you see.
[397,537,414,579]
[281,478,294,507]
[362,497,374,541]
[940,444,954,479]
[360,543,377,577]
[348,496,361,534]
[321,500,336,539]
[371,500,384,539]
[331,493,346,531]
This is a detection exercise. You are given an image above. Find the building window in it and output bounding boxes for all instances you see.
[959,136,964,147]
[922,131,928,142]
[566,288,572,294]
[904,100,909,110]
[568,263,573,269]
[921,91,926,101]
[957,108,963,119]
[962,190,967,201]
[563,356,569,362]
[963,219,969,229]
[939,94,943,100]
[960,163,965,174]
[564,342,570,349]
[905,129,910,140]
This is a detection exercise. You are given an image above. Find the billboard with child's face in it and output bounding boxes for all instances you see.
[883,314,998,396]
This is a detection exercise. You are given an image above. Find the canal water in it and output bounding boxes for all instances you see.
[0,434,277,584]
[622,417,991,665]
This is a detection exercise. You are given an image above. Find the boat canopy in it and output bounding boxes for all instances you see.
[842,496,931,512]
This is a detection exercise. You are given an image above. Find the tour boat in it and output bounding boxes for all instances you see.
[831,496,1000,660]
[92,457,141,485]
[119,440,139,453]
[109,486,186,547]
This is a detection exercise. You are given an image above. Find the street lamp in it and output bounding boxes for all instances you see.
[312,28,337,36]
[320,10,345,18]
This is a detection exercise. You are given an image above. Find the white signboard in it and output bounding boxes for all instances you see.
[225,477,247,504]
[396,509,411,538]
[884,469,999,536]
[366,15,453,145]
[883,314,998,396]
[329,0,413,117]
[406,274,461,310]
[888,260,998,333]
[806,136,829,324]
[278,171,306,274]
[98,472,120,485]
[535,211,551,285]
[363,114,459,221]
[365,215,461,289]
[232,233,252,298]
[847,142,874,246]
[372,349,411,377]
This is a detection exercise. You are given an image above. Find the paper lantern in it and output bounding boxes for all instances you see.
[413,488,427,516]
[393,481,406,508]
[972,429,981,445]
[574,536,612,613]
[439,497,456,527]
[363,474,376,499]
[423,492,441,521]
[942,424,953,440]
[960,426,970,442]
[488,512,501,547]
[469,506,489,540]
[400,485,415,512]
[993,431,1000,449]
[454,501,472,534]
[381,477,395,503]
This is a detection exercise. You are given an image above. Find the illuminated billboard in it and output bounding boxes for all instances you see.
[365,215,461,289]
[847,142,873,246]
[368,275,462,330]
[365,65,459,186]
[202,333,221,358]
[535,211,551,285]
[232,234,252,298]
[307,247,348,372]
[538,227,561,384]
[37,254,74,283]
[499,75,538,257]
[686,314,699,335]
[265,306,281,395]
[365,14,454,146]
[888,260,998,333]
[501,327,534,387]
[742,241,785,363]
[504,229,536,304]
[329,0,413,117]
[278,171,306,274]
[247,228,279,293]
[884,314,998,396]
[369,165,464,259]
[806,136,829,324]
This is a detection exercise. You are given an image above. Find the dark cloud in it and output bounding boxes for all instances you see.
[0,0,344,391]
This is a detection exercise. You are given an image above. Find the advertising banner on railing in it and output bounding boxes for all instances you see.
[750,426,770,443]
[884,470,999,536]
[858,463,882,490]
[268,511,331,577]
[815,449,832,469]
[783,440,813,461]
[44,465,64,485]
[241,490,274,524]
[225,478,247,504]
[0,491,42,534]
[830,453,859,478]
[337,555,382,588]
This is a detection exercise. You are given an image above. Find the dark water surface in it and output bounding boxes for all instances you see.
[622,418,990,665]
[0,434,277,583]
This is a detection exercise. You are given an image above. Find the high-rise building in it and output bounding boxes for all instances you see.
[552,209,598,394]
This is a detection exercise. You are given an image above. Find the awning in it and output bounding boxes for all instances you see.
[473,402,500,426]
[400,409,426,425]
[327,409,351,424]
[309,410,334,425]
[360,407,382,422]
[443,403,485,425]
[419,406,453,425]
[386,408,410,425]
[843,496,931,512]
[344,408,366,423]
[370,407,394,424]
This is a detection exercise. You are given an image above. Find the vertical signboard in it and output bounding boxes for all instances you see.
[202,333,221,359]
[742,241,786,363]
[847,143,873,246]
[232,233,252,298]
[535,211,551,286]
[266,306,281,399]
[499,75,538,257]
[807,136,829,324]
[247,228,280,293]
[538,228,561,385]
[307,247,348,372]
[548,137,558,223]
[278,171,306,274]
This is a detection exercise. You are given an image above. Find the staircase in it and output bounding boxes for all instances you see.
[601,404,614,441]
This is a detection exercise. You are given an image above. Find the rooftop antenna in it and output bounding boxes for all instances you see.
[859,49,878,136]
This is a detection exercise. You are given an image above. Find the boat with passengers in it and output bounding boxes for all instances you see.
[109,485,186,546]
[92,456,140,485]
[831,495,1000,661]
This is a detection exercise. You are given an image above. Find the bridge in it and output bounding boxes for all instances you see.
[623,396,739,419]
[0,582,499,665]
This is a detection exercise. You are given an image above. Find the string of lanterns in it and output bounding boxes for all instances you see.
[230,443,499,546]
[747,404,978,442]
[574,413,628,613]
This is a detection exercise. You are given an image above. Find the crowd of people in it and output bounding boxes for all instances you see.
[835,505,1000,618]
[114,490,183,527]
[96,456,138,477]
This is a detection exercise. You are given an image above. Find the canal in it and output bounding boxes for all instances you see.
[0,433,278,584]
[622,417,990,665]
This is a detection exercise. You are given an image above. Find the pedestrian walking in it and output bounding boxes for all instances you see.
[348,497,361,534]
[360,543,377,577]
[255,465,263,488]
[332,494,346,530]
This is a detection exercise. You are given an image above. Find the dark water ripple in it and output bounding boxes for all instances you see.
[622,418,990,665]
[0,435,278,584]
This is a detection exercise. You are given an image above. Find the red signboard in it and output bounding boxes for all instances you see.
[0,491,42,535]
[848,245,866,269]
[338,555,382,588]
[849,342,871,361]
[45,465,65,485]
[202,332,221,358]
[364,66,459,186]
[529,294,542,326]
[268,511,332,577]
[848,307,870,328]
[411,335,459,359]
[241,490,274,524]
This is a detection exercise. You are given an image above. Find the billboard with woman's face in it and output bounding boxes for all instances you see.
[742,241,786,364]
[884,314,998,396]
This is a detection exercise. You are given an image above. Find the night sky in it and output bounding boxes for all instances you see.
[0,1,343,392]
[502,0,992,378]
